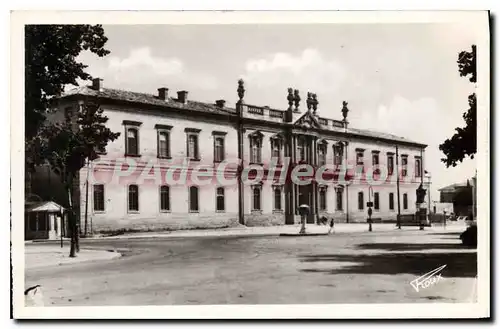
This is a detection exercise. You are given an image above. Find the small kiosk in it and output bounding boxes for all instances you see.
[25,201,65,240]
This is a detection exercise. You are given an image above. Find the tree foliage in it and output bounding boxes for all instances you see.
[25,25,109,143]
[439,45,477,168]
[39,102,120,185]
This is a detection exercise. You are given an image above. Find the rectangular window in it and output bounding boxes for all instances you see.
[318,144,327,166]
[401,156,408,177]
[333,144,343,166]
[160,185,170,211]
[214,137,225,162]
[271,139,282,163]
[126,128,139,156]
[356,151,364,165]
[387,154,394,175]
[93,184,105,212]
[189,186,199,212]
[403,193,408,210]
[297,138,306,162]
[389,192,395,210]
[336,189,343,211]
[187,134,199,159]
[372,152,380,174]
[216,187,225,212]
[250,137,262,163]
[158,131,170,158]
[319,187,327,211]
[128,185,139,212]
[415,158,422,177]
[374,192,380,210]
[358,192,364,210]
[252,185,262,211]
[273,186,282,211]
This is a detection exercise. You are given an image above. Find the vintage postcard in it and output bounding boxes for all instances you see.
[11,10,490,319]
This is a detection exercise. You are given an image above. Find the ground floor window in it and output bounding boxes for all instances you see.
[160,185,170,211]
[273,186,282,211]
[216,187,225,211]
[374,192,380,210]
[319,187,327,211]
[128,185,139,212]
[358,192,364,210]
[389,192,395,210]
[403,193,408,210]
[93,184,105,212]
[252,185,262,211]
[189,186,199,212]
[336,188,343,211]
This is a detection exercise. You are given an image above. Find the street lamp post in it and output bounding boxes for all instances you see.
[425,172,432,227]
[367,186,374,232]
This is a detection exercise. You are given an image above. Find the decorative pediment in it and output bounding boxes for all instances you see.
[270,132,285,141]
[317,138,328,145]
[248,130,264,140]
[293,111,322,130]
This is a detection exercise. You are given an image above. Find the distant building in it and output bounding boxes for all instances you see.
[32,78,428,233]
[438,180,474,216]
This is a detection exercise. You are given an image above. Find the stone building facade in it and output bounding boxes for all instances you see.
[51,78,427,233]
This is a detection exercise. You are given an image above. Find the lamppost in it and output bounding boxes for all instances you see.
[425,172,432,226]
[367,186,374,232]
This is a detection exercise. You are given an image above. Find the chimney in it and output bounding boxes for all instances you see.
[92,78,103,91]
[215,99,226,108]
[177,90,188,104]
[158,87,169,101]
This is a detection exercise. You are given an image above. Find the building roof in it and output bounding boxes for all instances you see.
[61,86,237,116]
[60,85,426,147]
[438,181,471,192]
[26,201,64,213]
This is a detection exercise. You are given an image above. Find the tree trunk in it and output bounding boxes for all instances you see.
[67,177,78,257]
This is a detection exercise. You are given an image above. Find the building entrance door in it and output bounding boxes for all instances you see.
[298,185,315,223]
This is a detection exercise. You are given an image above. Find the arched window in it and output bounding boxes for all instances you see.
[273,186,282,211]
[128,185,139,212]
[160,185,170,211]
[389,192,395,210]
[189,186,199,212]
[252,185,262,211]
[216,187,225,211]
[319,187,327,211]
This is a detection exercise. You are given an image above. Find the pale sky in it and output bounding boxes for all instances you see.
[76,23,479,201]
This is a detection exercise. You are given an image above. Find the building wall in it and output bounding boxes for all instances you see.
[41,98,428,233]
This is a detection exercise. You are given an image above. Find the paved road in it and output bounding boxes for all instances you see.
[25,229,477,306]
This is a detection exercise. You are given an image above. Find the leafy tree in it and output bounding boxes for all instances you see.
[25,25,109,171]
[439,45,477,167]
[40,101,120,256]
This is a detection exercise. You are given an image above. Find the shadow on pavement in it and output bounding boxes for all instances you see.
[354,242,470,251]
[299,252,477,278]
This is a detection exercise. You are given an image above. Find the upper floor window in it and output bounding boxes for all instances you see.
[270,135,283,164]
[387,153,395,175]
[155,124,172,159]
[372,151,380,174]
[93,184,105,212]
[297,137,307,162]
[415,157,422,177]
[160,185,170,212]
[189,186,199,212]
[249,131,263,164]
[213,131,227,163]
[401,155,408,177]
[333,143,343,166]
[128,184,139,212]
[318,142,327,166]
[185,128,201,160]
[216,187,225,212]
[126,128,139,156]
[123,120,142,156]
